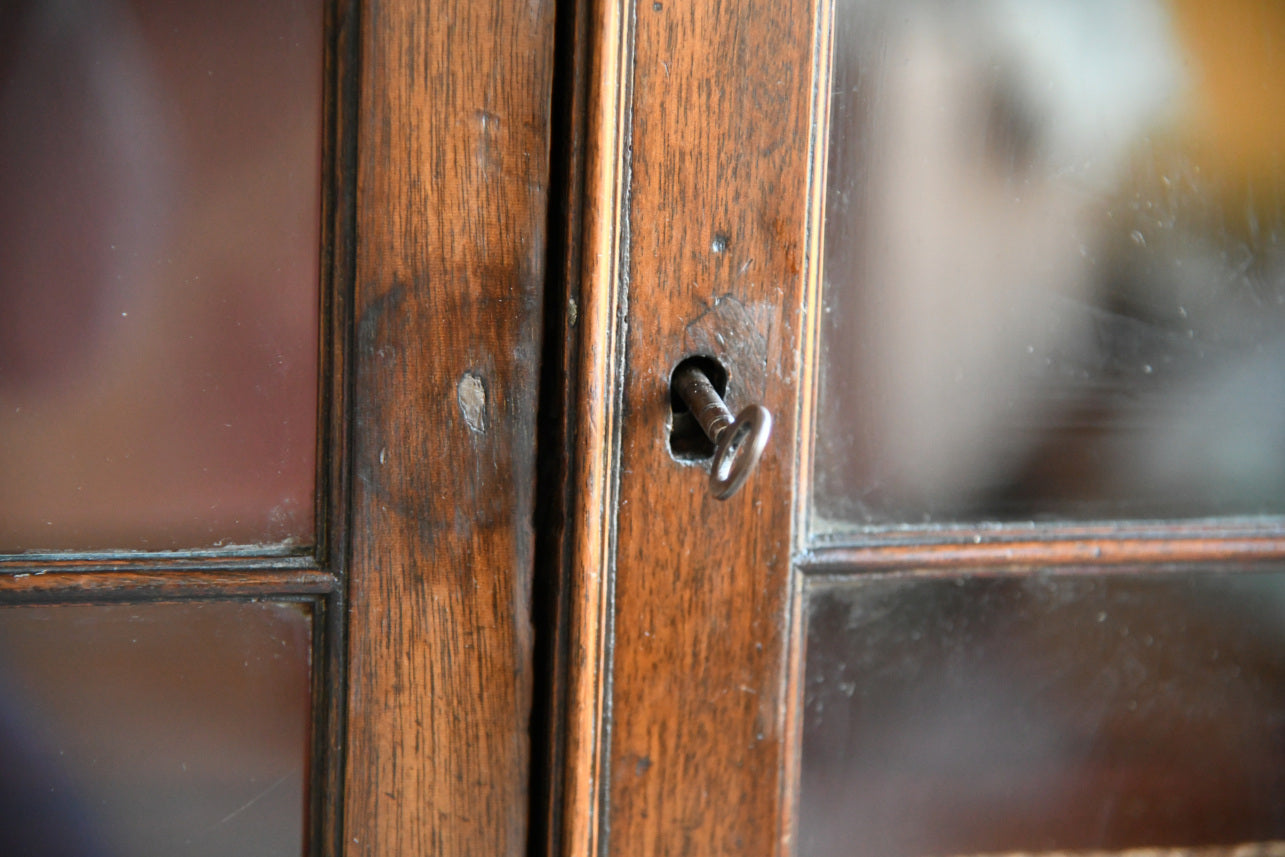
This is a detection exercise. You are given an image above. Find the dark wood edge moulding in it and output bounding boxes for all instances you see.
[781,0,838,851]
[555,0,635,853]
[0,565,335,603]
[529,0,593,852]
[806,519,1285,551]
[314,0,359,852]
[797,535,1285,574]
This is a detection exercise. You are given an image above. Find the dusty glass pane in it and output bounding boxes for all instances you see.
[801,571,1285,857]
[0,601,312,856]
[0,0,322,551]
[816,0,1285,528]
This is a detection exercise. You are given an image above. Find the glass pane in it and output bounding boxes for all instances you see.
[0,0,322,551]
[817,0,1285,528]
[801,571,1285,857]
[0,601,312,856]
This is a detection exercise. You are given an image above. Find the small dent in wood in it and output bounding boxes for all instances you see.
[457,373,488,434]
[475,110,502,171]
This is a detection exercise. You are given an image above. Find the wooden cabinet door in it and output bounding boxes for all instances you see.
[1,1,555,855]
[556,1,1285,855]
[555,1,823,853]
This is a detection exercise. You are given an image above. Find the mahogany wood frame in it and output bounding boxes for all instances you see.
[340,0,555,852]
[553,2,1285,857]
[555,0,830,853]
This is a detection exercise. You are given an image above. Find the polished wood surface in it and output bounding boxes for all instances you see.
[0,563,333,603]
[561,0,825,853]
[801,535,1285,574]
[555,2,1285,855]
[557,0,633,852]
[343,0,555,854]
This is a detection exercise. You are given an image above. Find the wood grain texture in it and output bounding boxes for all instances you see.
[560,1,1285,854]
[557,0,635,853]
[801,536,1285,574]
[343,0,555,854]
[0,564,334,602]
[316,2,358,848]
[529,0,593,852]
[0,550,313,574]
[569,0,823,854]
[318,0,359,580]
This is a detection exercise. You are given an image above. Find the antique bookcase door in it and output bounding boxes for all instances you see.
[1,0,552,855]
[560,1,1285,856]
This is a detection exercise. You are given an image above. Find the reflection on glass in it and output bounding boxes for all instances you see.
[817,0,1285,527]
[801,571,1285,857]
[0,602,312,857]
[0,0,322,551]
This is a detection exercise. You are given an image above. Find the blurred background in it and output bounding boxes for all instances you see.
[0,602,312,857]
[805,4,1285,857]
[817,0,1285,529]
[801,571,1285,857]
[0,0,321,551]
[0,2,321,853]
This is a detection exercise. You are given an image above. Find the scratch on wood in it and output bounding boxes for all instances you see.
[458,373,488,434]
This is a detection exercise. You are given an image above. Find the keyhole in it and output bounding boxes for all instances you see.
[668,355,728,461]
